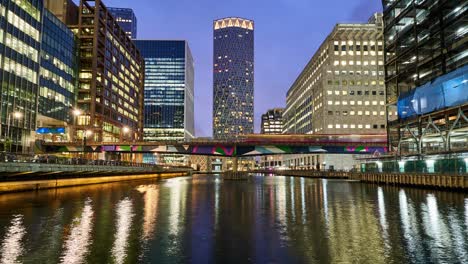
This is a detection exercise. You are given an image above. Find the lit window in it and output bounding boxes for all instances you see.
[342,101,348,105]
[336,124,341,129]
[380,101,385,105]
[328,101,333,105]
[380,111,385,115]
[372,101,377,105]
[350,101,355,105]
[358,101,362,105]
[350,124,356,128]
[328,124,333,128]
[335,101,340,105]
[358,124,363,128]
[365,124,371,129]
[350,111,355,115]
[343,91,348,95]
[365,111,370,115]
[365,101,370,106]
[343,124,348,128]
[327,90,332,95]
[372,111,377,115]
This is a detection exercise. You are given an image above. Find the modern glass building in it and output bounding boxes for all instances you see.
[213,17,254,140]
[37,9,77,141]
[108,7,137,39]
[382,0,467,156]
[0,0,43,152]
[134,40,195,142]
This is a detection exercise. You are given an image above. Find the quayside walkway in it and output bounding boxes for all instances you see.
[254,170,468,190]
[0,163,191,194]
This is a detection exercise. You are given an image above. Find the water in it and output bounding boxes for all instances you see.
[0,175,467,264]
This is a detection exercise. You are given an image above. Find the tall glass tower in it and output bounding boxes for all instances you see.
[134,40,195,141]
[0,0,43,153]
[213,17,254,140]
[108,7,137,39]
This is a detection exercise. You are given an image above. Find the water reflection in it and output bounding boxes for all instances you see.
[59,198,94,264]
[377,187,390,253]
[136,185,159,240]
[0,176,465,263]
[111,198,134,264]
[0,215,25,264]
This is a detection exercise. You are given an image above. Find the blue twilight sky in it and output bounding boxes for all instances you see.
[101,0,382,137]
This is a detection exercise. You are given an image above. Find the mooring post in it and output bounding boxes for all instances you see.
[233,157,238,173]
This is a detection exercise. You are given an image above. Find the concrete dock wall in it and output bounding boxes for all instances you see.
[259,170,468,190]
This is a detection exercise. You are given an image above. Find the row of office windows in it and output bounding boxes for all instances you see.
[327,80,385,86]
[327,110,396,116]
[326,100,385,106]
[333,60,384,66]
[327,70,384,76]
[327,124,386,129]
[327,90,385,96]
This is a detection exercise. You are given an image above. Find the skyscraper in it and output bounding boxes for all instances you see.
[134,40,195,141]
[37,9,78,142]
[213,17,254,140]
[0,0,43,153]
[70,0,145,142]
[108,7,137,39]
[283,14,389,170]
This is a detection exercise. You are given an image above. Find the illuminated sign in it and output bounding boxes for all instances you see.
[36,127,66,134]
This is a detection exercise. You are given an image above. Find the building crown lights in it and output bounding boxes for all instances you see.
[214,17,254,30]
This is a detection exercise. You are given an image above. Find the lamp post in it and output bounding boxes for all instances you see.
[82,129,92,159]
[72,109,82,142]
[122,126,132,163]
[6,111,22,153]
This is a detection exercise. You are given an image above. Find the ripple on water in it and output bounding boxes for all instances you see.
[0,215,26,264]
[59,198,94,264]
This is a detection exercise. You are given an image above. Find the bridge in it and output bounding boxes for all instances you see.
[36,134,388,157]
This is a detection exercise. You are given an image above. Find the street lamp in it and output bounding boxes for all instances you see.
[82,130,92,159]
[6,111,22,153]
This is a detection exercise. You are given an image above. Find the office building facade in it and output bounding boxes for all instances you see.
[135,40,195,142]
[213,17,254,140]
[261,108,284,134]
[108,7,137,39]
[382,0,467,156]
[283,14,389,170]
[0,0,43,152]
[260,108,285,169]
[71,0,144,143]
[37,9,77,142]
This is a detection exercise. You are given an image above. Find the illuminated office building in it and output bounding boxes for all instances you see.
[0,0,43,152]
[260,108,284,169]
[261,108,284,134]
[134,40,195,142]
[382,0,467,156]
[213,17,254,140]
[70,0,144,142]
[283,14,389,170]
[108,7,137,39]
[37,9,77,142]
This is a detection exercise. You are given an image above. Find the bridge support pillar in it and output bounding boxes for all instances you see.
[233,157,238,172]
